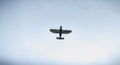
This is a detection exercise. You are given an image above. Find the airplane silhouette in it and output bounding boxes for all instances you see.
[50,26,72,40]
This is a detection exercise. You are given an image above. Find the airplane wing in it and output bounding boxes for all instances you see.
[62,30,72,34]
[50,29,59,33]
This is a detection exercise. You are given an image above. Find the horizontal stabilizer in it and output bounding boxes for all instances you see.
[56,37,64,40]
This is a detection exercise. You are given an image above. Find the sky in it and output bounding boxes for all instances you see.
[0,0,120,65]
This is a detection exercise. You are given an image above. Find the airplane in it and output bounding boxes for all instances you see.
[50,26,72,40]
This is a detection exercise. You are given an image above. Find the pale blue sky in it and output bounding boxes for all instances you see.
[0,0,120,65]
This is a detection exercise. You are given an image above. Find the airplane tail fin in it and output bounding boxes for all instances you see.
[56,37,64,40]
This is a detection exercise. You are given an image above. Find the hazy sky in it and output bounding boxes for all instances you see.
[0,0,120,65]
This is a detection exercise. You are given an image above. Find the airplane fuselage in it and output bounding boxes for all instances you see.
[59,26,62,38]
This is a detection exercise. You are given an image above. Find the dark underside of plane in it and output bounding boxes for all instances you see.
[50,26,72,40]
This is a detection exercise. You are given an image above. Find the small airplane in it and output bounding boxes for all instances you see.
[50,26,72,40]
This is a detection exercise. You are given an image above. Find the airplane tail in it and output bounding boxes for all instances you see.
[56,37,64,40]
